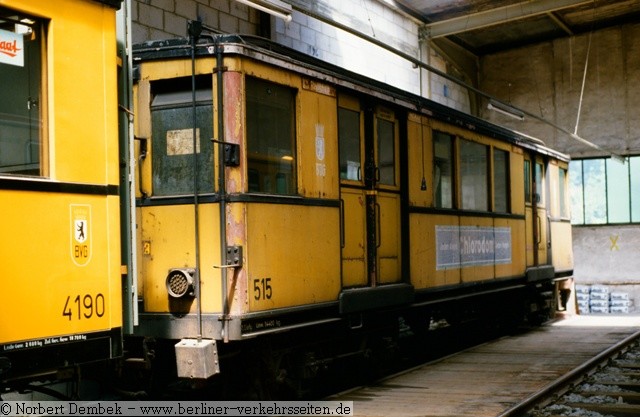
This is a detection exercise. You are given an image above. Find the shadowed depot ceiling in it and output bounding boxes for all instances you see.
[394,0,640,55]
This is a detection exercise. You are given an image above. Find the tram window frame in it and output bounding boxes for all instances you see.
[460,138,489,211]
[524,160,532,204]
[0,9,46,177]
[338,107,361,182]
[433,130,454,209]
[149,76,214,197]
[493,148,510,213]
[559,167,569,219]
[246,76,297,195]
[433,130,510,214]
[535,162,544,206]
[377,117,396,186]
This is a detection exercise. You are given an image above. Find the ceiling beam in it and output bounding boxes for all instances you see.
[424,0,591,38]
[547,11,574,35]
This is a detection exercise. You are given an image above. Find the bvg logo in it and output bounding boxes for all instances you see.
[70,204,92,266]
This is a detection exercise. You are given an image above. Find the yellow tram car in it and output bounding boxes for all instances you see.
[131,32,573,386]
[0,0,124,389]
[0,3,574,397]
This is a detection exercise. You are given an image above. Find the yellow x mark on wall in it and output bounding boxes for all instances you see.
[610,235,619,251]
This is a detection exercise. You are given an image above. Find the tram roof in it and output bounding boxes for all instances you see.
[133,34,569,162]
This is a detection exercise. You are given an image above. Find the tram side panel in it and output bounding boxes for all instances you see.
[406,115,528,292]
[133,57,224,338]
[132,53,342,339]
[227,59,342,314]
[407,114,460,288]
[0,0,123,382]
[494,145,527,280]
[547,160,573,274]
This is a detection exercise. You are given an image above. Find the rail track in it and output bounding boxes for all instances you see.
[331,315,640,417]
[519,325,640,417]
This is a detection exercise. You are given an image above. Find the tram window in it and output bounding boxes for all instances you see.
[338,107,361,181]
[150,76,214,196]
[246,77,296,195]
[524,160,532,203]
[377,118,395,185]
[433,131,453,209]
[559,168,569,219]
[0,10,45,176]
[535,162,544,205]
[460,139,488,211]
[493,149,509,213]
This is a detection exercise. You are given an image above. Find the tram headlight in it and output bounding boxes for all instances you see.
[166,268,195,298]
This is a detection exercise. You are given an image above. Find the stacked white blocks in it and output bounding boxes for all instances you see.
[576,285,590,314]
[576,285,633,314]
[610,292,633,314]
[589,285,610,313]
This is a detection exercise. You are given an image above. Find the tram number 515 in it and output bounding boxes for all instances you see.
[62,294,105,320]
[253,278,272,301]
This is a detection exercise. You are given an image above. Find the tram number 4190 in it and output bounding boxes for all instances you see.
[253,278,273,301]
[62,294,105,320]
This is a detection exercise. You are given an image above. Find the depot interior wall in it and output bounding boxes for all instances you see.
[130,0,262,43]
[278,0,471,112]
[479,23,640,312]
[131,0,472,113]
[572,225,640,311]
[479,23,640,157]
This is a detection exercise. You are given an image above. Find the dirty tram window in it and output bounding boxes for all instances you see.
[493,148,510,213]
[246,77,297,195]
[433,131,454,209]
[338,107,361,181]
[151,76,214,196]
[460,139,488,211]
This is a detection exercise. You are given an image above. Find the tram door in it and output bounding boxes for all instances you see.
[338,96,401,288]
[524,154,549,267]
